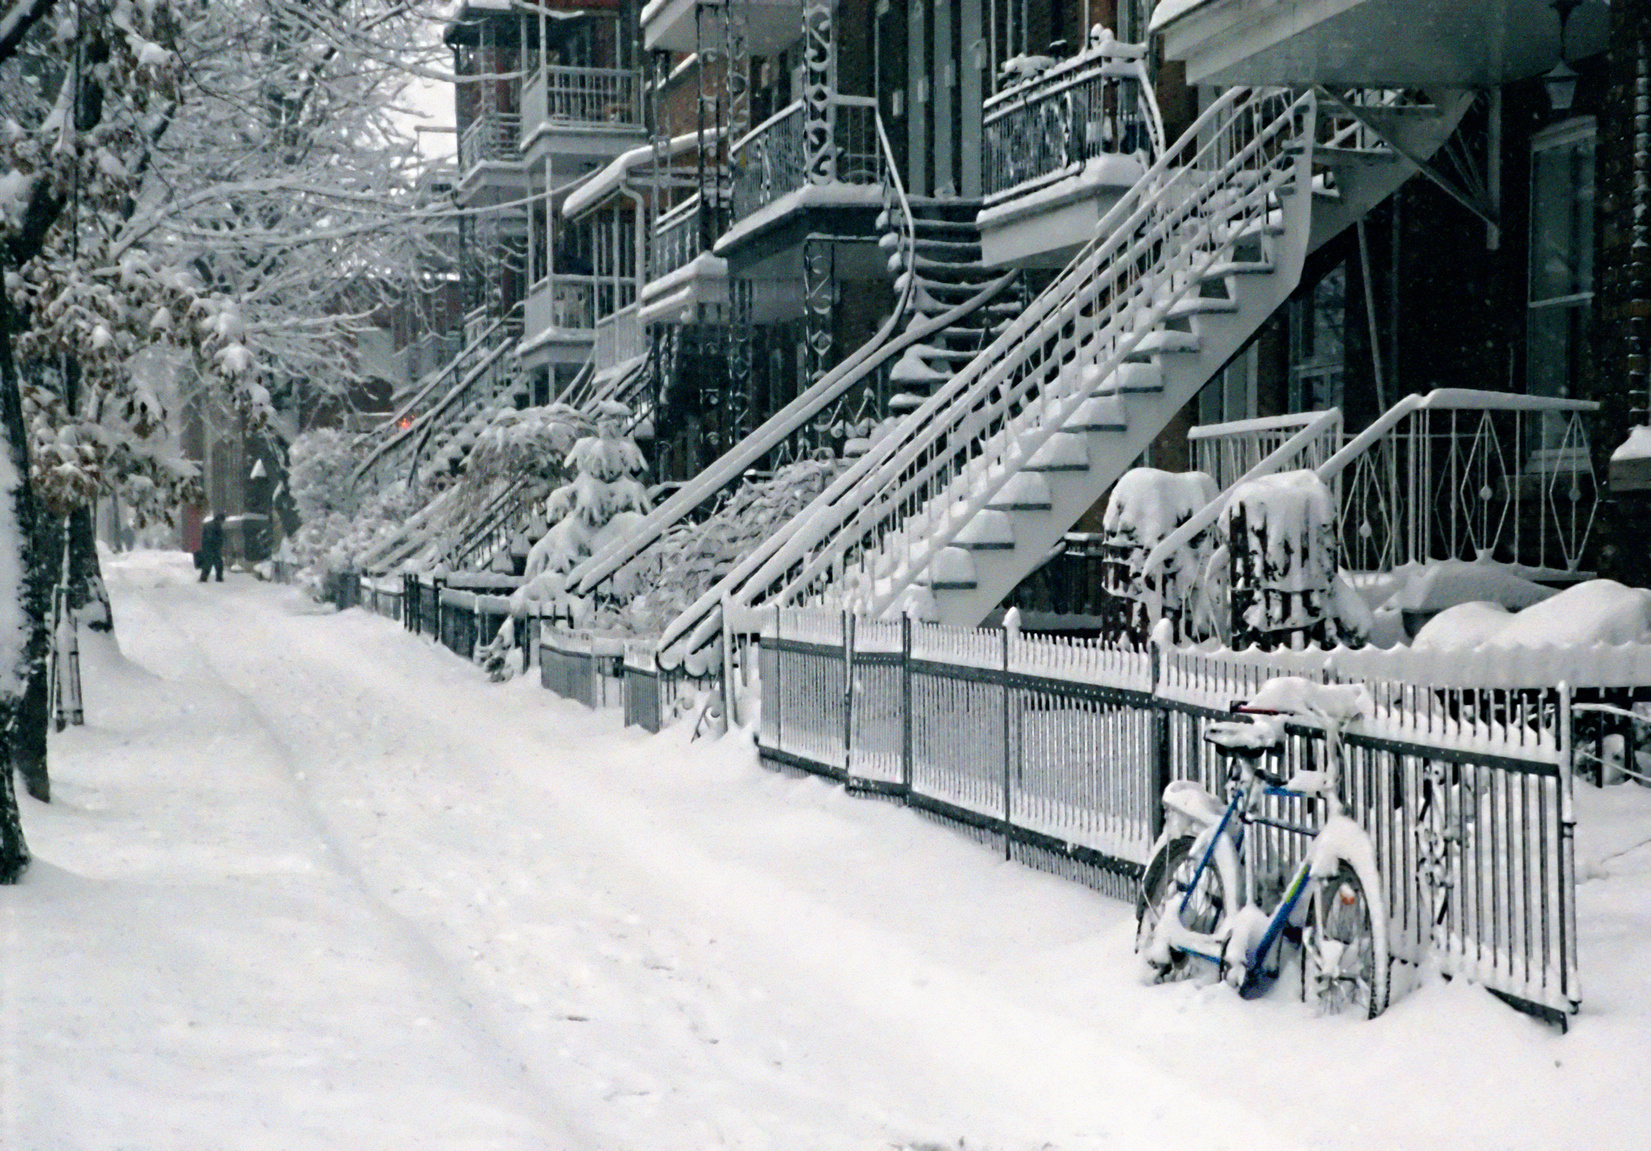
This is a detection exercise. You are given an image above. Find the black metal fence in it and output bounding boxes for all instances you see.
[757,608,1619,1024]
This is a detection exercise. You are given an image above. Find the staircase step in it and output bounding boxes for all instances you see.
[953,510,1016,550]
[1165,296,1240,322]
[1200,260,1274,282]
[927,546,978,591]
[1124,330,1201,360]
[1092,359,1163,394]
[1023,432,1090,472]
[987,472,1052,511]
[1065,394,1127,432]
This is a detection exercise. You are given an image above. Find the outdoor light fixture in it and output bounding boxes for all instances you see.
[1545,0,1581,112]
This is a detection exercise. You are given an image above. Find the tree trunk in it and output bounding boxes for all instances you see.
[67,505,111,631]
[0,289,34,881]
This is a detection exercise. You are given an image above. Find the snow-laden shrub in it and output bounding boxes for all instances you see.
[287,428,360,525]
[591,457,842,635]
[511,401,649,616]
[1222,469,1367,648]
[1101,467,1219,643]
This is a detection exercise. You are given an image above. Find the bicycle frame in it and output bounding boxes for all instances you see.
[1150,762,1324,995]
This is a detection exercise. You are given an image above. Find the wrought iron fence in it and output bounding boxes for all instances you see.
[983,43,1160,199]
[758,609,1616,1022]
[540,627,627,708]
[623,642,721,732]
[359,576,403,623]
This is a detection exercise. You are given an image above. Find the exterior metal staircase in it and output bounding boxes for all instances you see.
[353,313,526,493]
[657,85,1473,657]
[883,200,1025,421]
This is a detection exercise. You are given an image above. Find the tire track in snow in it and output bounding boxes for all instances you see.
[125,583,594,1149]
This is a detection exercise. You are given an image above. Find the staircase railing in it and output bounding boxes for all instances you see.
[655,86,1317,662]
[566,106,928,598]
[1321,389,1598,577]
[1189,409,1346,490]
[447,475,539,574]
[356,310,523,487]
[1139,389,1601,615]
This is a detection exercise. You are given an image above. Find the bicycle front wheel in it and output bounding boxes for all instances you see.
[1301,861,1391,1019]
[1137,835,1225,982]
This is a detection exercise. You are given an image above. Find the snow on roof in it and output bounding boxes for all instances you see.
[562,131,710,219]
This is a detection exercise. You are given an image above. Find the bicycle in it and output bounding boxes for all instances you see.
[1135,676,1393,1019]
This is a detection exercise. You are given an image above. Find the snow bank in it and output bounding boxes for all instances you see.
[1414,579,1651,650]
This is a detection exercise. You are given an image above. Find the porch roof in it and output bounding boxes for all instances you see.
[1153,0,1609,88]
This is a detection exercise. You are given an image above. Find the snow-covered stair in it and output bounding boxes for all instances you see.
[881,200,1023,426]
[657,86,1472,651]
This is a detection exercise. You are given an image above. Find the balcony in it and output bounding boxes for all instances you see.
[520,65,646,173]
[640,194,729,327]
[641,0,802,57]
[977,40,1161,269]
[719,95,886,259]
[1152,0,1608,88]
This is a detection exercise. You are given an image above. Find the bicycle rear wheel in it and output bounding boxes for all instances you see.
[1136,836,1225,982]
[1301,862,1391,1019]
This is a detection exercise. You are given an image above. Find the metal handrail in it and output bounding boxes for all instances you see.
[568,105,923,599]
[356,311,522,483]
[655,87,1315,660]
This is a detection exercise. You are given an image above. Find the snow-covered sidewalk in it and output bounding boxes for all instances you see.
[4,551,1650,1150]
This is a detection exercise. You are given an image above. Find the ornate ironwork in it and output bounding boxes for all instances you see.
[803,0,836,185]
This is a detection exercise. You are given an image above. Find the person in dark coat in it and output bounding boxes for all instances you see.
[199,510,225,582]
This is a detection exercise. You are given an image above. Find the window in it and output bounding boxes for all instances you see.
[1527,117,1595,447]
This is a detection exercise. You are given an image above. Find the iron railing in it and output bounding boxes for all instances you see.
[522,65,641,131]
[650,194,705,281]
[730,95,884,224]
[983,39,1162,199]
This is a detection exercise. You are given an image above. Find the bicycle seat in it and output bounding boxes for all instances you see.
[1204,716,1285,759]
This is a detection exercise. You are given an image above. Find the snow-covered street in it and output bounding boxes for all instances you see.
[4,551,1650,1150]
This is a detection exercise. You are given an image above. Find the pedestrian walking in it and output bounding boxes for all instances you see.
[199,510,225,582]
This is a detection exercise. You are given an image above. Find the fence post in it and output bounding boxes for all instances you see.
[843,611,855,779]
[1149,644,1170,840]
[901,613,912,794]
[1001,624,1012,860]
[1559,680,1580,1016]
[774,605,783,757]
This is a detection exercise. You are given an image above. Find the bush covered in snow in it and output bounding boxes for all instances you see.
[590,457,843,636]
[510,402,649,617]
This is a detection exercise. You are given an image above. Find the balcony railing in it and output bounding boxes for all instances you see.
[595,304,643,372]
[522,65,642,132]
[982,40,1161,201]
[525,275,635,334]
[730,95,884,224]
[458,112,522,172]
[651,194,704,281]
